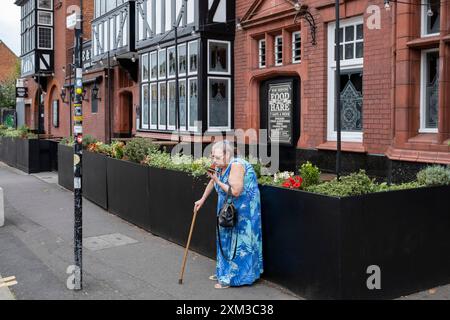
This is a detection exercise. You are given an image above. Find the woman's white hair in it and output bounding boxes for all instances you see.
[211,140,235,158]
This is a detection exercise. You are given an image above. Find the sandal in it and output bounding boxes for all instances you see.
[214,283,230,289]
[209,275,218,281]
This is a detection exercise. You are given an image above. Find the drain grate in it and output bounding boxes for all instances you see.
[83,233,138,251]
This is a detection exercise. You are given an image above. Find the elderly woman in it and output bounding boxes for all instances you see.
[194,141,263,289]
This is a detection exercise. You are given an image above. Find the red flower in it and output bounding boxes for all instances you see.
[281,175,303,190]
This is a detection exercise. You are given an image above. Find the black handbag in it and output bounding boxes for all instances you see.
[217,185,238,261]
[218,185,237,228]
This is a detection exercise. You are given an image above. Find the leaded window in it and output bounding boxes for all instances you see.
[421,50,439,131]
[158,49,166,79]
[188,78,198,131]
[159,82,167,129]
[167,47,176,78]
[336,71,363,132]
[208,77,230,130]
[188,40,198,75]
[208,40,230,74]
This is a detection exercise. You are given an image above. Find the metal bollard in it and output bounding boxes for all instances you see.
[0,187,4,227]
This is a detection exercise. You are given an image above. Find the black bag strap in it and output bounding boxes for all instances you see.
[216,217,238,262]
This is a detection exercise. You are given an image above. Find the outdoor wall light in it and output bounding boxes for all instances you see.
[131,56,136,63]
[236,19,242,31]
[384,0,390,10]
[60,87,67,103]
[82,88,89,102]
[113,55,117,62]
[92,83,101,101]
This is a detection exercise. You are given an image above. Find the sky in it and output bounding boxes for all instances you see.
[0,0,21,56]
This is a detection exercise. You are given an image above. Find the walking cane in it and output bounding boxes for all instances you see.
[178,207,199,284]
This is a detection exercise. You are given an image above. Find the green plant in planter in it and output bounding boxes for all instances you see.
[305,170,379,197]
[82,134,97,148]
[299,161,321,188]
[110,140,125,160]
[60,136,75,146]
[123,138,155,163]
[417,165,450,186]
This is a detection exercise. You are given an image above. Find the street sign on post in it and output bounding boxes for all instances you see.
[66,12,77,30]
[68,11,83,291]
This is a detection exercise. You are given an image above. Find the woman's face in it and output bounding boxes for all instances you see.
[211,148,228,169]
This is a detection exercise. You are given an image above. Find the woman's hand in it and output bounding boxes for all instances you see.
[194,197,206,212]
[207,171,220,184]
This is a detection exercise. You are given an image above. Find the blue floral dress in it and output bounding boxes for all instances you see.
[214,157,263,287]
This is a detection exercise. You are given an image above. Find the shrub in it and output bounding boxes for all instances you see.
[82,134,97,148]
[299,161,321,188]
[305,170,378,197]
[110,141,125,160]
[258,175,277,186]
[60,136,74,146]
[123,138,155,163]
[416,165,450,186]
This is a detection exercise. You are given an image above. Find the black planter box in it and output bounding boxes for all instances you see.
[106,158,151,230]
[15,138,52,173]
[1,137,17,167]
[260,184,450,299]
[83,151,108,210]
[148,167,217,259]
[58,144,74,191]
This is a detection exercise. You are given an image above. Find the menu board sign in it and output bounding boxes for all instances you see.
[268,82,293,145]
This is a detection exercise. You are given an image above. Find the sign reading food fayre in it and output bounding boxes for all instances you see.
[268,82,293,145]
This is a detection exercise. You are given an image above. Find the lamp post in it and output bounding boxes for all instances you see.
[67,3,83,290]
[335,0,342,180]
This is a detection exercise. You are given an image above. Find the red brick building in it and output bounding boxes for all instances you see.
[233,0,449,178]
[0,40,19,83]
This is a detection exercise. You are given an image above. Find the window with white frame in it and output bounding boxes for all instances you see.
[158,48,166,79]
[420,49,439,132]
[208,40,230,75]
[292,32,301,63]
[178,44,187,76]
[258,39,266,68]
[188,40,198,75]
[150,51,158,80]
[142,53,149,82]
[159,82,167,129]
[275,35,283,66]
[38,11,52,26]
[168,80,176,130]
[38,0,52,10]
[188,78,199,131]
[327,16,364,142]
[38,26,52,49]
[142,84,149,129]
[167,46,176,78]
[208,77,231,131]
[150,83,158,129]
[179,80,187,130]
[421,0,440,36]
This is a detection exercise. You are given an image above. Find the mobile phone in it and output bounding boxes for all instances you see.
[207,167,216,175]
